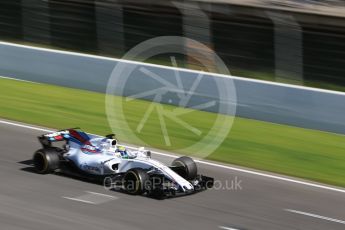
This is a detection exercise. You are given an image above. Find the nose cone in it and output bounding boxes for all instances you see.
[181,182,194,192]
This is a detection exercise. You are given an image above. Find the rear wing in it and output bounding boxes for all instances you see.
[38,128,115,148]
[38,129,72,148]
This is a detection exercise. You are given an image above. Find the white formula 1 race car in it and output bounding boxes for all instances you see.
[33,128,214,198]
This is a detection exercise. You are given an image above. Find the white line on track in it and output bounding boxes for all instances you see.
[285,209,345,225]
[62,196,96,204]
[0,120,51,132]
[62,191,117,205]
[1,119,345,194]
[0,75,41,84]
[1,41,345,96]
[85,191,117,199]
[219,226,240,230]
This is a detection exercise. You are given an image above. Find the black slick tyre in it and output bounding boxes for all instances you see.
[33,149,60,174]
[123,168,150,195]
[172,156,197,180]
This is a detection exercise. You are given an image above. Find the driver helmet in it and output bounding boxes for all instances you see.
[116,145,128,158]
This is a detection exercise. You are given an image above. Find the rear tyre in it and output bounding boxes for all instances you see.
[172,156,197,180]
[123,168,150,195]
[33,149,60,174]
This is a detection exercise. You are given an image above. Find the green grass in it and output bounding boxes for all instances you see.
[1,78,345,187]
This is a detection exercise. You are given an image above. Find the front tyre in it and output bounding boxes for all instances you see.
[33,149,60,174]
[172,156,197,180]
[123,168,150,195]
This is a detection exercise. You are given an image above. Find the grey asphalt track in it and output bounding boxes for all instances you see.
[0,121,344,230]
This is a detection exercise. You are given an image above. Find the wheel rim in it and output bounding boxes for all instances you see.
[124,171,140,194]
[33,152,47,172]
